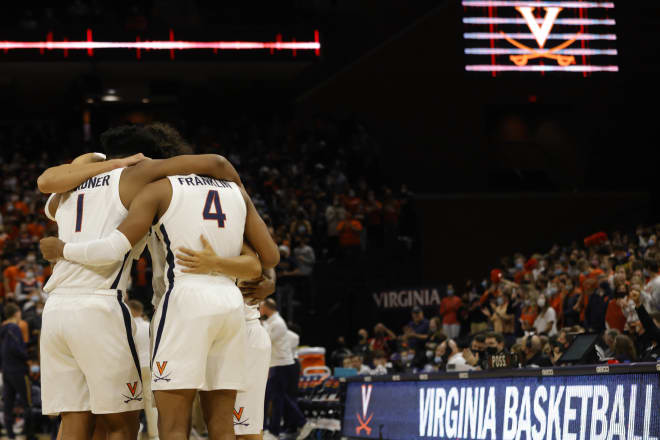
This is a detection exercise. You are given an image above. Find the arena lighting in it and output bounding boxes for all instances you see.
[101,94,120,102]
[0,39,321,52]
[462,0,619,76]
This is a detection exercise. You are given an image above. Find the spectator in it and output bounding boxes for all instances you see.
[405,307,429,352]
[522,335,552,367]
[352,354,371,375]
[370,350,390,375]
[533,295,557,336]
[613,335,637,363]
[369,323,395,356]
[336,211,363,256]
[330,336,352,368]
[1,303,35,440]
[292,236,315,276]
[353,329,370,360]
[439,339,474,372]
[601,329,620,358]
[439,285,462,339]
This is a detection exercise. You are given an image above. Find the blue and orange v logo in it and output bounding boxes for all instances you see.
[126,382,138,397]
[233,407,244,421]
[156,361,167,375]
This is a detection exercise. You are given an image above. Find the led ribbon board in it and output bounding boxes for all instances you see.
[462,1,618,75]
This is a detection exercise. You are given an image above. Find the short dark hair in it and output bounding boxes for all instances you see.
[486,332,504,344]
[4,303,20,320]
[100,123,194,160]
[100,125,159,159]
[474,333,486,343]
[144,123,194,158]
[646,259,659,273]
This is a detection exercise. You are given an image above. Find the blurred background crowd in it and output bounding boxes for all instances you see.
[330,226,660,375]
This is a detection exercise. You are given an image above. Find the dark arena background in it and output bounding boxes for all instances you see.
[1,1,659,439]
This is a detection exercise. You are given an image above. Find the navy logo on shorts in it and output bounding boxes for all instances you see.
[122,381,143,403]
[154,361,172,382]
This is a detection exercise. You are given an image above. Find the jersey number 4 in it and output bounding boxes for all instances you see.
[202,190,227,228]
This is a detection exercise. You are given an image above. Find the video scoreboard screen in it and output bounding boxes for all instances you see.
[462,1,619,75]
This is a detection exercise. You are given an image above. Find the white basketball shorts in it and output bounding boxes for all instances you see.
[234,320,271,435]
[150,278,247,391]
[40,288,144,415]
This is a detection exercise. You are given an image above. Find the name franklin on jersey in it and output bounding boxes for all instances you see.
[176,176,232,188]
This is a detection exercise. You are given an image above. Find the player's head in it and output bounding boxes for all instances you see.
[127,300,144,318]
[100,123,192,159]
[144,123,193,158]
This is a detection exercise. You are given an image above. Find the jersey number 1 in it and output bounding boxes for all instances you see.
[203,190,227,228]
[75,194,84,232]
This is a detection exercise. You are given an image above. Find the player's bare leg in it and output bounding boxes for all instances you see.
[60,411,95,440]
[199,390,237,440]
[237,433,263,440]
[98,411,140,440]
[154,389,197,440]
[91,416,105,440]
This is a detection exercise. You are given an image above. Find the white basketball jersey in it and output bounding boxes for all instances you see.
[44,168,144,293]
[152,175,246,291]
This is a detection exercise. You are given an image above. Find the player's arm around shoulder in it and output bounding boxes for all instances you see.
[119,154,240,208]
[37,152,145,194]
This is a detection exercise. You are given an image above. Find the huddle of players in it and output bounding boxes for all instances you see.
[37,124,279,440]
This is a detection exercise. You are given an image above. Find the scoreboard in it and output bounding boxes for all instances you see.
[462,1,619,75]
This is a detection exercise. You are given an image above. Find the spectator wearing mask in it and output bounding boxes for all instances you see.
[405,307,429,352]
[330,336,352,368]
[522,335,552,367]
[423,345,447,372]
[1,303,35,440]
[439,285,462,339]
[534,294,557,336]
[562,282,582,327]
[14,270,44,306]
[353,328,370,360]
[484,332,507,357]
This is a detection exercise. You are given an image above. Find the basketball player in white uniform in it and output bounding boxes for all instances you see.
[175,240,276,440]
[41,174,279,440]
[38,126,243,440]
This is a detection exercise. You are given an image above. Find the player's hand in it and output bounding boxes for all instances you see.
[240,276,275,302]
[40,237,65,262]
[176,235,218,274]
[112,153,148,169]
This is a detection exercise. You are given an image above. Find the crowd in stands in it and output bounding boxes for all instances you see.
[331,227,660,374]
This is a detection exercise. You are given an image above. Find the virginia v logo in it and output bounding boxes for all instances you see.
[356,384,374,435]
[516,7,562,48]
[500,7,578,67]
